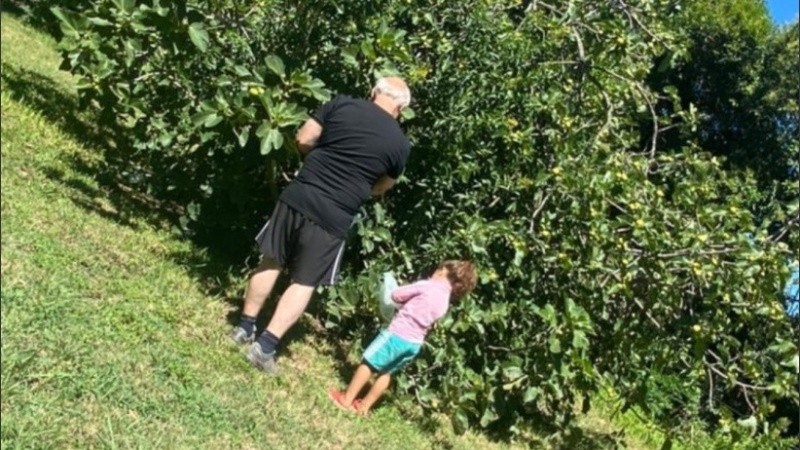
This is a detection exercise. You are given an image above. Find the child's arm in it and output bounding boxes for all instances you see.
[391,282,423,304]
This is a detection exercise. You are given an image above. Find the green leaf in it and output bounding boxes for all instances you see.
[256,122,272,139]
[233,65,251,77]
[479,407,498,427]
[523,386,540,403]
[374,203,385,223]
[112,0,135,13]
[188,23,210,53]
[401,107,416,120]
[534,304,557,326]
[307,83,330,101]
[564,297,577,318]
[234,125,251,147]
[123,40,137,67]
[374,228,391,242]
[259,129,283,155]
[203,113,222,128]
[549,381,564,400]
[87,17,113,27]
[503,365,523,380]
[360,40,376,60]
[452,408,469,434]
[270,130,284,150]
[199,131,218,143]
[148,4,169,16]
[50,7,84,38]
[271,102,307,127]
[342,45,359,66]
[363,239,375,253]
[260,136,273,155]
[240,106,257,121]
[572,331,589,350]
[736,416,758,434]
[548,336,561,354]
[186,202,200,221]
[258,92,274,113]
[265,55,285,78]
[191,110,217,127]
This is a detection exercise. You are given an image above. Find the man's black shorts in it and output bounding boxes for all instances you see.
[255,201,346,287]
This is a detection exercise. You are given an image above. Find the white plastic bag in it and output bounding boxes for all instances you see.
[378,271,398,321]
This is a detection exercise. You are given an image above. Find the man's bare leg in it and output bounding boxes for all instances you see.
[242,258,282,318]
[264,282,315,338]
[247,282,315,372]
[230,258,281,344]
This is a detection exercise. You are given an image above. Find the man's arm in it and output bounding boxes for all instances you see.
[295,118,323,155]
[371,174,396,196]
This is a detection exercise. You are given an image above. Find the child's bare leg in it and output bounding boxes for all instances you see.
[358,372,391,413]
[343,364,373,405]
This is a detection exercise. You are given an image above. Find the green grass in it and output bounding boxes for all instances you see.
[0,13,727,450]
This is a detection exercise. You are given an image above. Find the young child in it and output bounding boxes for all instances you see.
[328,260,477,415]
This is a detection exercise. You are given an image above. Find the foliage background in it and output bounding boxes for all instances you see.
[27,0,800,444]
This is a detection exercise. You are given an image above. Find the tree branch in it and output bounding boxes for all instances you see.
[707,365,715,412]
[704,354,770,399]
[605,197,628,214]
[593,66,660,161]
[529,192,552,233]
[615,0,670,48]
[570,26,586,62]
[769,214,799,242]
[633,297,662,329]
[654,246,737,259]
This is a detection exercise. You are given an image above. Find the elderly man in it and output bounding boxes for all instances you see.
[230,77,412,373]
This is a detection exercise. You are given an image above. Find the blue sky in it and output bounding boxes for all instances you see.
[766,0,799,25]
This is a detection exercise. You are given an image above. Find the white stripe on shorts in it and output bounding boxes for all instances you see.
[254,220,270,243]
[363,331,391,362]
[328,241,346,284]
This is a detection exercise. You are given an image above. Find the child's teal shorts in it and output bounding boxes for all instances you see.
[362,330,421,374]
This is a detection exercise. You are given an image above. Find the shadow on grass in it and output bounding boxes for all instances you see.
[1,63,172,227]
[1,2,67,38]
[1,2,26,17]
[1,64,106,149]
[1,61,252,310]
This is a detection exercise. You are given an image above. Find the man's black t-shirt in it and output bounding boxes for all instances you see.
[279,95,411,238]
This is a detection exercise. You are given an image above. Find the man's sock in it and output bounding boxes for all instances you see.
[256,330,280,354]
[237,315,257,336]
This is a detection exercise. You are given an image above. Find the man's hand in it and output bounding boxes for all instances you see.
[371,174,396,196]
[295,118,322,155]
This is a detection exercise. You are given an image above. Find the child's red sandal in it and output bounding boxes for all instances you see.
[328,390,357,412]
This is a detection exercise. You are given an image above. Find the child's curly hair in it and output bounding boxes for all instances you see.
[438,260,477,300]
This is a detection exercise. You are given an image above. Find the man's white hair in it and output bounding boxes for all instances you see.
[372,77,411,108]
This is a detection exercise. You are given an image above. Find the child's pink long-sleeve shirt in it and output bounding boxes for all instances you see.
[387,278,451,343]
